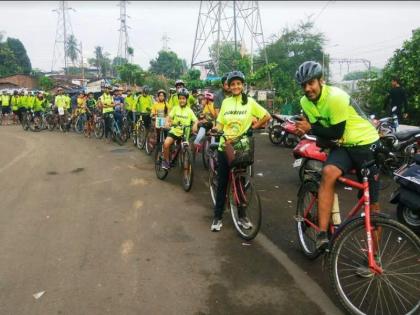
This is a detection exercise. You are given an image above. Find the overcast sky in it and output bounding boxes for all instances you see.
[1,1,419,81]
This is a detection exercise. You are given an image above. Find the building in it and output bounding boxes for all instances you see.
[0,74,38,90]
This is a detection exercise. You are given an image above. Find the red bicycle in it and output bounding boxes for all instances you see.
[295,160,420,315]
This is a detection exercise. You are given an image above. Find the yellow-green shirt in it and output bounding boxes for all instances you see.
[217,95,268,150]
[137,94,153,113]
[300,85,379,146]
[124,95,138,112]
[11,96,19,110]
[169,105,198,137]
[1,95,10,106]
[27,95,36,110]
[99,93,114,114]
[151,101,167,117]
[55,95,67,109]
[33,98,46,112]
[168,94,179,112]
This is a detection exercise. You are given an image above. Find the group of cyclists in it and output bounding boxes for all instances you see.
[0,62,387,237]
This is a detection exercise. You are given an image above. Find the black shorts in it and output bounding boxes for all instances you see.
[167,132,182,141]
[2,106,11,114]
[325,141,380,203]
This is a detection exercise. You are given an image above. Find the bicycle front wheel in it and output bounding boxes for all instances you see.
[155,143,168,180]
[94,120,104,139]
[136,124,146,150]
[228,173,262,240]
[296,180,322,260]
[181,147,194,192]
[145,128,156,155]
[329,216,420,315]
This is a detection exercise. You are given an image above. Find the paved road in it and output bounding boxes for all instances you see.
[0,126,398,314]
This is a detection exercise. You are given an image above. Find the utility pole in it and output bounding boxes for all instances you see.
[80,41,85,84]
[51,1,75,74]
[117,0,131,64]
[191,1,271,88]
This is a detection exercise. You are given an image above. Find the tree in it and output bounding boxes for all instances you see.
[127,47,134,63]
[88,46,112,78]
[149,50,185,79]
[66,35,80,67]
[5,37,31,74]
[342,67,382,81]
[38,76,54,91]
[209,41,251,76]
[116,63,144,85]
[253,20,326,113]
[354,28,420,124]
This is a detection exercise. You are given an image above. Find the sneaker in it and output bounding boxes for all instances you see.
[161,160,170,170]
[211,218,223,232]
[238,217,253,230]
[315,231,329,251]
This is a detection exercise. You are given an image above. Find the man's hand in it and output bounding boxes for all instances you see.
[295,116,311,137]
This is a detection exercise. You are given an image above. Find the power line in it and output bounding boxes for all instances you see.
[313,1,333,23]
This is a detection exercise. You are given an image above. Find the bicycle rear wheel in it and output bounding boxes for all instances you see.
[228,173,261,240]
[329,216,420,315]
[75,115,85,134]
[296,180,322,259]
[145,128,156,155]
[94,120,104,139]
[155,143,168,180]
[181,147,194,192]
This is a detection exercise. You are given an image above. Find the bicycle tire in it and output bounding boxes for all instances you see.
[202,138,210,170]
[209,166,218,207]
[181,147,194,192]
[329,216,420,315]
[75,115,85,134]
[155,143,168,180]
[295,180,322,260]
[145,128,156,155]
[94,120,104,139]
[228,175,262,240]
[136,124,146,150]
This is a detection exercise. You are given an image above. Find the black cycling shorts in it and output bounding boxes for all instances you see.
[167,132,182,141]
[325,141,380,203]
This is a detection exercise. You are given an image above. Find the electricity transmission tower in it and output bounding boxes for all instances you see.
[161,33,170,51]
[117,0,131,63]
[191,0,271,86]
[51,1,75,74]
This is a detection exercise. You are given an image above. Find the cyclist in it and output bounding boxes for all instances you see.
[213,73,231,115]
[33,92,46,126]
[98,86,115,141]
[124,89,138,125]
[11,90,19,124]
[113,87,125,128]
[1,90,11,123]
[151,89,169,119]
[86,92,97,113]
[194,91,217,147]
[17,90,26,123]
[294,61,380,251]
[54,88,68,129]
[167,87,177,112]
[137,85,153,130]
[161,88,198,170]
[211,71,271,232]
[168,80,185,110]
[188,88,199,108]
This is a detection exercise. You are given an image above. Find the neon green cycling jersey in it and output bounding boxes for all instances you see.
[137,95,153,113]
[168,105,197,137]
[300,85,379,146]
[99,93,114,114]
[217,95,268,151]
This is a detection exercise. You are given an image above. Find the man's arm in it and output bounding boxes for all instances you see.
[311,121,346,140]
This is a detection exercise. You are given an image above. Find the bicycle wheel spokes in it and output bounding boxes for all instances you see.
[181,148,193,192]
[330,216,420,315]
[295,181,320,259]
[154,143,168,180]
[229,173,261,240]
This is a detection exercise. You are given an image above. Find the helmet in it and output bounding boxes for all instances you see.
[142,85,150,93]
[169,87,176,93]
[177,88,189,99]
[13,90,18,95]
[204,91,214,101]
[157,89,166,97]
[295,61,323,85]
[175,79,184,87]
[227,70,245,85]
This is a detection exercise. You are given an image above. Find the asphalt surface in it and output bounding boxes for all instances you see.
[0,125,399,315]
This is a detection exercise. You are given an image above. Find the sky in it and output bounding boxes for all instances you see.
[1,1,419,81]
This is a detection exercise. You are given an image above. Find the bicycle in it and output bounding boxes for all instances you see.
[134,113,150,150]
[207,130,262,240]
[295,159,420,315]
[29,111,47,132]
[106,112,125,145]
[145,116,166,155]
[93,111,105,139]
[154,124,194,192]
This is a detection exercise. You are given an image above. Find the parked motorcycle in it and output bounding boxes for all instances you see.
[268,114,285,145]
[390,154,420,233]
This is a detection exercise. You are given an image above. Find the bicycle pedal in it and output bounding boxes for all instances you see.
[293,215,304,222]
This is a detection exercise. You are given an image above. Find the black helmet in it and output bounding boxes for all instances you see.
[295,61,323,85]
[142,85,150,93]
[157,89,166,97]
[177,88,189,99]
[227,71,245,85]
[175,79,185,87]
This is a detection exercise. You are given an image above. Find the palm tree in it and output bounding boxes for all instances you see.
[127,47,134,63]
[66,34,80,67]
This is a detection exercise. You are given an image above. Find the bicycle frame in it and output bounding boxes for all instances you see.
[303,173,383,274]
